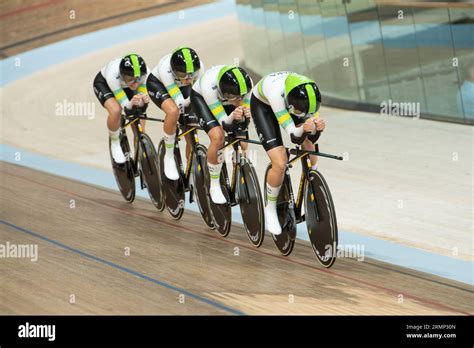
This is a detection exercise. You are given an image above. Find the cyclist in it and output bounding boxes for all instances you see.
[191,65,253,204]
[93,53,149,163]
[147,47,204,180]
[251,72,326,235]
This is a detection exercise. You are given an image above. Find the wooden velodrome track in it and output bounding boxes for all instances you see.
[1,161,473,315]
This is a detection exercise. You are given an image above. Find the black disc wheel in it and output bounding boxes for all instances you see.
[238,160,265,247]
[208,162,232,237]
[305,170,338,268]
[109,133,135,203]
[139,134,164,211]
[192,144,215,229]
[158,139,185,220]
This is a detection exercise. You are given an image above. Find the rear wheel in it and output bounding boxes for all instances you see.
[139,134,164,211]
[264,164,296,256]
[158,139,185,220]
[192,145,215,229]
[109,132,135,203]
[238,160,264,247]
[304,170,338,268]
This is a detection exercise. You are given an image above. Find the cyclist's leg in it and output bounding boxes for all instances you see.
[191,89,226,204]
[147,73,180,179]
[250,95,285,234]
[93,72,126,163]
[124,88,148,150]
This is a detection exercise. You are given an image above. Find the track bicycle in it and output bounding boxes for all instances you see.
[157,113,214,228]
[263,132,343,267]
[108,107,164,211]
[208,120,265,246]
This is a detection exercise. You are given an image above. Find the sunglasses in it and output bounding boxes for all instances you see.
[123,75,144,85]
[218,89,244,101]
[174,70,199,80]
[223,94,244,101]
[287,104,307,118]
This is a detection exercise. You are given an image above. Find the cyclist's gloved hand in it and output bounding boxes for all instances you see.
[243,106,251,119]
[232,106,244,122]
[303,118,316,134]
[315,118,325,132]
[140,93,150,105]
[286,121,306,145]
[131,94,143,107]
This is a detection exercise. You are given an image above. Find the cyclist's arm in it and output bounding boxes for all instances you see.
[242,90,251,109]
[202,91,231,126]
[106,74,133,110]
[307,112,322,143]
[159,63,186,111]
[201,85,239,127]
[137,69,150,95]
[267,94,304,141]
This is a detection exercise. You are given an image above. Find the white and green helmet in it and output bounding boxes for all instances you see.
[120,53,147,78]
[217,65,253,100]
[170,47,201,79]
[284,73,321,117]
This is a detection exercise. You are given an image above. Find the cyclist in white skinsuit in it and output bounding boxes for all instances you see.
[251,72,326,235]
[146,47,204,180]
[191,65,253,204]
[93,54,150,163]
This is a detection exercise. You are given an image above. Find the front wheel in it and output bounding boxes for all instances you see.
[109,132,135,203]
[237,160,265,247]
[139,134,164,211]
[158,139,185,220]
[264,164,296,256]
[192,144,215,229]
[208,162,232,237]
[304,169,338,268]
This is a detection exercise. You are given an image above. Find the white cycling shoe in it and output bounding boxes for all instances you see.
[209,185,227,204]
[110,140,126,164]
[265,205,282,235]
[164,156,180,181]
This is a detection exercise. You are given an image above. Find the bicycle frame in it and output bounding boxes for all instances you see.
[286,144,344,223]
[175,123,201,194]
[221,137,261,206]
[122,113,163,183]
